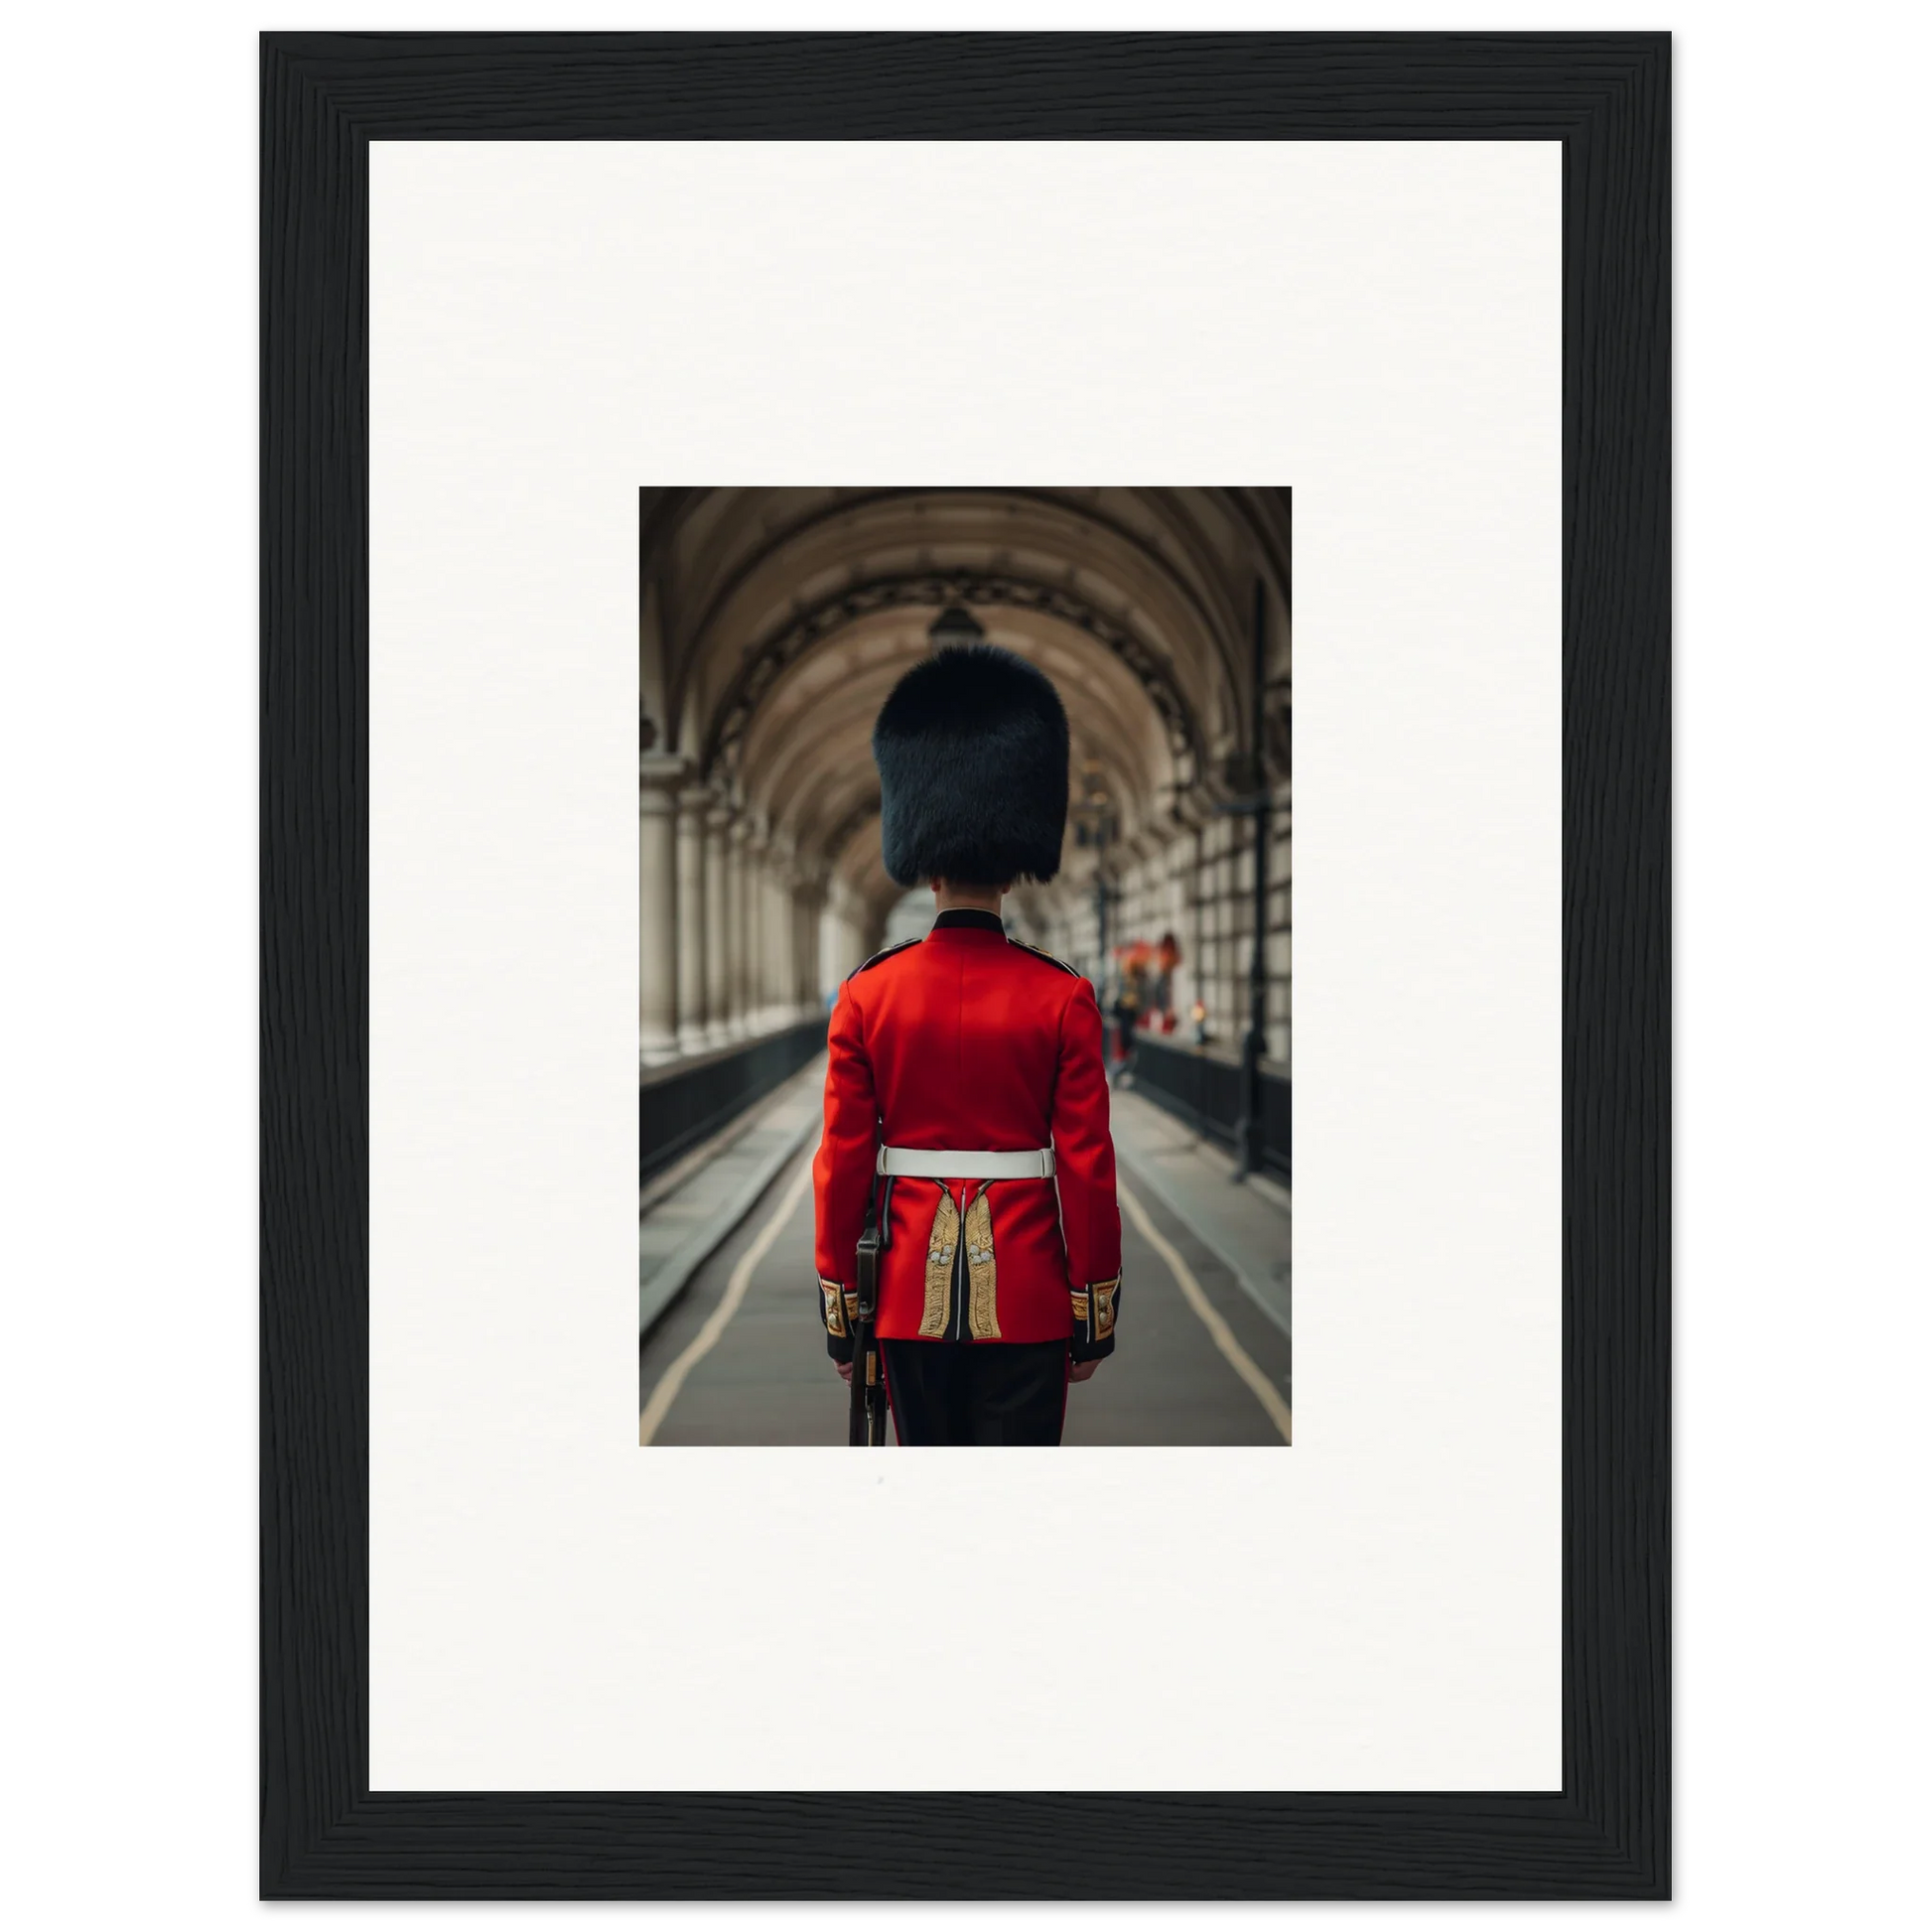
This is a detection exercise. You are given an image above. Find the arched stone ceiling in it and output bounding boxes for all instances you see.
[649,486,1288,660]
[652,490,1284,757]
[639,487,1290,923]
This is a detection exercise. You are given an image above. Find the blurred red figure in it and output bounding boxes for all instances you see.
[1108,942,1153,1065]
[1152,930,1182,1033]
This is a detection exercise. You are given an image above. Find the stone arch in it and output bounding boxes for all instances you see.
[652,486,1270,780]
[697,568,1205,793]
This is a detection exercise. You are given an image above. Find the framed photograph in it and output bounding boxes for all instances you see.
[632,487,1295,1454]
[262,31,1668,1898]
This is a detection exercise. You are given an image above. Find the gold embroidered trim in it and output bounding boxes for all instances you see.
[1010,937,1080,976]
[964,1188,1000,1339]
[820,1277,847,1337]
[920,1189,958,1337]
[1090,1277,1119,1339]
[1070,1289,1090,1322]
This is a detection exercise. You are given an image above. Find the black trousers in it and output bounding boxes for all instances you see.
[882,1339,1070,1447]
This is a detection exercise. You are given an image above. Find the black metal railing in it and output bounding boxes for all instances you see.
[639,1015,828,1185]
[1125,1032,1292,1184]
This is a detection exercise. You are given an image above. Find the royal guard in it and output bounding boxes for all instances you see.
[813,642,1123,1446]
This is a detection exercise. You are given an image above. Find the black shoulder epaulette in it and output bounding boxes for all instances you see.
[846,937,920,981]
[1008,937,1081,976]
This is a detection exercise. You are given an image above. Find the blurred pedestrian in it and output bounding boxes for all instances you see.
[1109,947,1147,1070]
[1151,929,1181,1033]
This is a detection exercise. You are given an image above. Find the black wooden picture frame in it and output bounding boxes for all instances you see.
[261,31,1669,1899]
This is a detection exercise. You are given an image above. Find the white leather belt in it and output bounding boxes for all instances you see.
[876,1146,1055,1179]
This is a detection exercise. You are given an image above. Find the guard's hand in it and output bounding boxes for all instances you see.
[1068,1358,1101,1384]
[836,1360,853,1384]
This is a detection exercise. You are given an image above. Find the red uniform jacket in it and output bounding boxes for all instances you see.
[813,908,1123,1360]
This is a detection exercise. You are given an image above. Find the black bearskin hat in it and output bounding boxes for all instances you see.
[873,642,1069,888]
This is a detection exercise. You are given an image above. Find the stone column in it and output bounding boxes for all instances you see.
[1268,779,1292,1064]
[740,821,764,1033]
[675,785,711,1054]
[757,832,782,1030]
[792,869,825,1016]
[637,754,687,1065]
[729,815,755,1036]
[1229,817,1249,1041]
[765,834,796,1027]
[1187,821,1207,1035]
[817,886,842,998]
[823,878,859,988]
[704,800,734,1045]
[786,894,803,1017]
[748,832,773,1032]
[826,885,858,989]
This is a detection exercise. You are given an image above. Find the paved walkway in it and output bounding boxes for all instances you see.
[638,1084,1294,1446]
[1106,1083,1293,1341]
[637,1056,827,1337]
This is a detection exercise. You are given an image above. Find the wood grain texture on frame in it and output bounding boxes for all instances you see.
[261,31,1668,1899]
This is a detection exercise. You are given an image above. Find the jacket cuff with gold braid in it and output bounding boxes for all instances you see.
[818,1277,858,1364]
[1068,1275,1121,1363]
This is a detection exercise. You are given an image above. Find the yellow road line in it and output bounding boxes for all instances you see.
[639,1153,816,1446]
[1117,1179,1293,1446]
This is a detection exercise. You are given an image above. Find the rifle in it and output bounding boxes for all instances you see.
[848,1182,889,1447]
